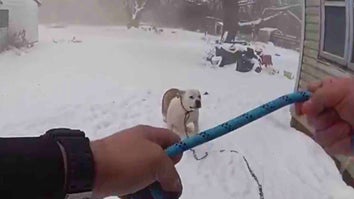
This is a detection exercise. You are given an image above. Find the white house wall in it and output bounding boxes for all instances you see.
[0,0,38,43]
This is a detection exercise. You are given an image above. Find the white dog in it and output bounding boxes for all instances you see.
[162,88,202,138]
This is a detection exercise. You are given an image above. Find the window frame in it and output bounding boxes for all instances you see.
[320,0,353,67]
[349,0,354,70]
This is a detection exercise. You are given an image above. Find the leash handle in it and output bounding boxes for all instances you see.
[128,91,312,199]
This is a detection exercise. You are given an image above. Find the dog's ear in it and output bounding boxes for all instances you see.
[177,90,185,98]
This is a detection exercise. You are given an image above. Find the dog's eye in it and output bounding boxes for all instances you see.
[189,96,194,99]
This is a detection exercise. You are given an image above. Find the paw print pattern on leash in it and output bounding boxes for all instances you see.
[300,91,311,99]
[261,102,277,112]
[241,113,255,121]
[175,142,188,151]
[200,132,212,141]
[279,95,291,103]
[221,122,233,132]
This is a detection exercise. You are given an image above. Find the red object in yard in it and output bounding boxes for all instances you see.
[261,54,273,67]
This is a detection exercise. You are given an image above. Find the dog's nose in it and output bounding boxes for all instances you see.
[196,100,201,108]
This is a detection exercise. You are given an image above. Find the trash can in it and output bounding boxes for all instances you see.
[0,9,9,52]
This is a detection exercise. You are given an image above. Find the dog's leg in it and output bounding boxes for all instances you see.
[167,122,174,132]
[186,122,200,137]
[170,124,184,138]
[186,123,194,134]
[174,127,187,139]
[193,121,199,133]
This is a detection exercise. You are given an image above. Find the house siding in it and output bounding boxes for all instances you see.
[296,0,353,93]
[292,0,354,187]
[0,0,39,43]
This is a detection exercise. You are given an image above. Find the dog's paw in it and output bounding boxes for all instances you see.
[186,123,198,136]
[174,130,187,140]
[186,123,194,133]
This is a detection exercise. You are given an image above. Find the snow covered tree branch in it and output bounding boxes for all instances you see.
[125,0,150,28]
[261,4,301,16]
[132,0,148,20]
[238,11,284,27]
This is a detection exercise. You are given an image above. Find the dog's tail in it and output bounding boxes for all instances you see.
[162,88,180,122]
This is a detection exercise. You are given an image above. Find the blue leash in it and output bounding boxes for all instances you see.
[129,91,312,199]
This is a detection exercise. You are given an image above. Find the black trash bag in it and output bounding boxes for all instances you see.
[215,46,238,67]
[236,54,255,73]
[215,44,259,68]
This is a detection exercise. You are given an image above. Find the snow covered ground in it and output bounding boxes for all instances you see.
[1,25,354,199]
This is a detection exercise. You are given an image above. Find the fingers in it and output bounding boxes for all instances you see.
[294,103,303,115]
[325,136,353,156]
[122,188,155,199]
[302,78,348,117]
[138,125,181,149]
[155,153,183,196]
[307,80,323,92]
[170,154,183,165]
[335,91,354,127]
[307,109,340,131]
[136,125,183,162]
[94,125,184,198]
[295,80,325,115]
[314,121,351,148]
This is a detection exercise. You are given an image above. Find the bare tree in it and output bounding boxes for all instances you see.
[124,0,150,28]
[207,0,223,18]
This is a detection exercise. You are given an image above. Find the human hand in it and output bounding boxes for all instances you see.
[90,125,182,198]
[296,77,354,156]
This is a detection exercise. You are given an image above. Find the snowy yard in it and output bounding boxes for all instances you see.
[0,25,353,199]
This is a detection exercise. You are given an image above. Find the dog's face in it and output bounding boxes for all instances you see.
[180,90,202,111]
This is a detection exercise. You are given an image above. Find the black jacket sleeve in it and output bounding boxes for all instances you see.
[0,135,65,199]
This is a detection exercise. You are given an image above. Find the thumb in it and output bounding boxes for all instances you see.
[155,154,183,196]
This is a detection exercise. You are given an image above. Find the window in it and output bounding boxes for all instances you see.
[0,9,9,28]
[320,0,354,69]
[323,6,346,58]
